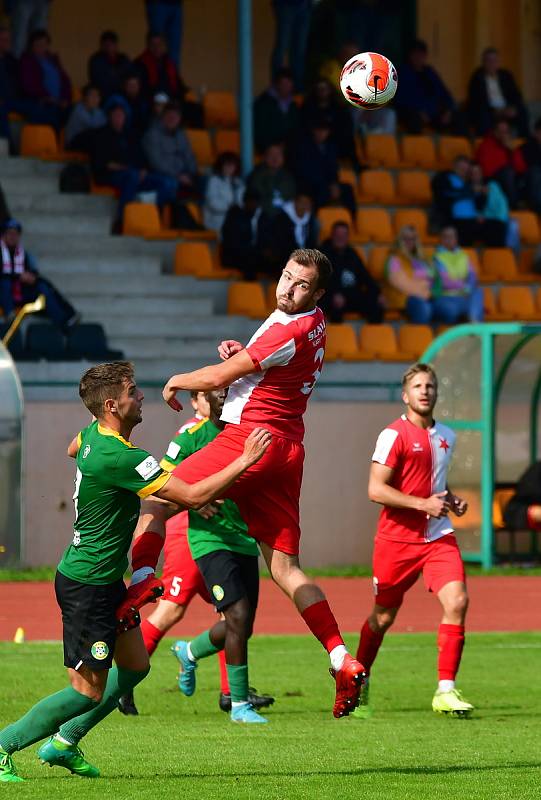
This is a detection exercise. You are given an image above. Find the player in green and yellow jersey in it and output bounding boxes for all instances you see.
[0,362,271,782]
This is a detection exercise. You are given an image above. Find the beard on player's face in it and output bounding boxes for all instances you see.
[406,393,436,417]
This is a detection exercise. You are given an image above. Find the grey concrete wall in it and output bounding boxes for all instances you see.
[22,401,401,569]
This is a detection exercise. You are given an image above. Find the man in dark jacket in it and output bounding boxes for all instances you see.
[467,47,529,137]
[521,117,541,214]
[253,67,299,154]
[319,221,384,323]
[87,30,132,101]
[221,190,272,281]
[266,192,317,274]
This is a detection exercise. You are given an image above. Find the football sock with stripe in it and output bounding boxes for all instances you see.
[189,630,221,661]
[0,687,99,753]
[226,664,249,703]
[218,649,230,693]
[58,666,149,745]
[356,620,384,675]
[141,619,164,657]
[437,623,465,681]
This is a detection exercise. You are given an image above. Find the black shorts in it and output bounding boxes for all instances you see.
[195,550,259,612]
[54,570,128,671]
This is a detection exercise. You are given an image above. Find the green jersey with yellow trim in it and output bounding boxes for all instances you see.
[160,418,258,560]
[58,420,170,585]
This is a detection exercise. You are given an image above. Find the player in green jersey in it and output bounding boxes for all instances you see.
[0,362,271,783]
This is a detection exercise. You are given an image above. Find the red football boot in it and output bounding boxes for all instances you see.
[330,654,366,718]
[116,575,164,632]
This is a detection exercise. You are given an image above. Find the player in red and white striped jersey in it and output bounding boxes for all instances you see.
[133,248,365,718]
[354,363,474,718]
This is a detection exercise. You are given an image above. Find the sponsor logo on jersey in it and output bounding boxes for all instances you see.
[439,437,450,451]
[412,442,423,452]
[90,641,109,660]
[308,321,326,341]
[166,441,181,460]
[212,584,225,602]
[72,530,81,546]
[135,456,161,480]
[82,445,91,459]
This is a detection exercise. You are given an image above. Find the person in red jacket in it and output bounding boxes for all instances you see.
[475,120,526,208]
[19,28,71,131]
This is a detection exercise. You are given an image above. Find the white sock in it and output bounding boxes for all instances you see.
[329,644,348,671]
[53,733,74,746]
[231,700,248,709]
[438,679,455,693]
[186,642,197,662]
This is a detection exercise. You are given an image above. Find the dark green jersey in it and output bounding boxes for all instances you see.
[58,421,171,585]
[160,418,258,560]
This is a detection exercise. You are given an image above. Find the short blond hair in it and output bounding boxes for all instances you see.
[402,362,437,389]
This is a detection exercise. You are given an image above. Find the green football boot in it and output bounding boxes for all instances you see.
[351,676,372,719]
[37,737,100,777]
[0,750,24,782]
[432,688,474,718]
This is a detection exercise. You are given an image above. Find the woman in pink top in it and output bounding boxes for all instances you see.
[384,225,435,323]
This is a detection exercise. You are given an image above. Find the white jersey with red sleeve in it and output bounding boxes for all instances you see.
[372,414,456,543]
[221,307,326,441]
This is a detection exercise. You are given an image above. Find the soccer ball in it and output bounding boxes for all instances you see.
[339,52,398,110]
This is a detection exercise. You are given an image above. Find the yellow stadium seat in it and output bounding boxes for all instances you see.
[123,203,178,239]
[357,170,395,204]
[325,324,364,361]
[498,286,538,320]
[394,209,435,243]
[227,282,268,318]
[483,287,507,321]
[214,129,240,155]
[396,171,432,205]
[354,208,393,243]
[20,124,58,158]
[203,91,238,128]
[364,134,401,167]
[366,246,389,281]
[317,207,352,242]
[517,248,539,280]
[397,324,433,359]
[185,129,214,168]
[510,211,541,245]
[358,323,401,360]
[437,136,473,167]
[462,248,480,274]
[338,167,357,190]
[401,135,438,169]
[480,248,518,282]
[174,242,238,278]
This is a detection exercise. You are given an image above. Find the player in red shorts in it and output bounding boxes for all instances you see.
[353,362,474,719]
[133,248,365,718]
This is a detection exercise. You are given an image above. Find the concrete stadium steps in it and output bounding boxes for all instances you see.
[75,295,214,317]
[9,192,114,215]
[109,336,237,361]
[16,212,111,237]
[41,255,163,278]
[93,313,257,340]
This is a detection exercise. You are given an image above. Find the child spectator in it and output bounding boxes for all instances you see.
[87,30,132,101]
[203,152,244,236]
[385,225,434,323]
[19,28,71,130]
[64,84,105,152]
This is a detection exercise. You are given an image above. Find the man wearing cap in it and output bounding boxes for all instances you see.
[0,219,79,329]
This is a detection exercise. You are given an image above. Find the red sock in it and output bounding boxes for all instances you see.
[437,623,465,681]
[131,531,164,572]
[301,600,344,653]
[217,649,229,693]
[356,620,384,675]
[141,619,164,657]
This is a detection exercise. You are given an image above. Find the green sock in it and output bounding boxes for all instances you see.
[226,664,249,703]
[0,687,98,754]
[58,666,149,745]
[189,630,220,661]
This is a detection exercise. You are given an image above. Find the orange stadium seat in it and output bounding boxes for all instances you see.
[123,203,178,238]
[397,324,433,359]
[174,242,238,278]
[338,167,357,190]
[358,323,401,360]
[452,488,482,530]
[493,488,515,529]
[227,282,268,318]
[325,324,364,361]
[396,171,432,206]
[317,207,352,241]
[437,136,473,167]
[366,246,389,281]
[364,134,401,167]
[20,124,58,158]
[203,91,238,128]
[517,248,539,280]
[536,287,541,312]
[483,287,507,321]
[357,170,395,204]
[480,248,518,282]
[355,208,393,243]
[510,211,541,245]
[497,286,538,320]
[400,135,438,169]
[462,247,481,274]
[394,209,435,243]
[214,129,240,155]
[185,129,214,168]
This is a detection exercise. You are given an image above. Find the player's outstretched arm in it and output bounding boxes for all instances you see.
[163,349,255,411]
[369,462,451,518]
[154,428,272,508]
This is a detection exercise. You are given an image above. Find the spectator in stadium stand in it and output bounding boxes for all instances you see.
[142,101,198,198]
[253,67,300,154]
[395,39,466,135]
[431,155,507,247]
[503,462,541,534]
[319,220,385,324]
[87,30,132,101]
[384,225,435,324]
[220,189,272,281]
[467,47,529,138]
[475,119,526,209]
[144,0,184,68]
[245,142,296,217]
[203,152,245,236]
[117,72,151,134]
[270,0,312,92]
[19,28,71,131]
[64,84,106,152]
[9,0,52,57]
[91,103,177,225]
[265,191,318,274]
[147,90,169,131]
[520,117,541,215]
[0,26,24,150]
[431,226,484,324]
[470,162,512,248]
[0,218,79,329]
[0,182,10,227]
[301,77,360,171]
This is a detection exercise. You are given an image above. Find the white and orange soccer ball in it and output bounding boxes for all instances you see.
[339,51,398,110]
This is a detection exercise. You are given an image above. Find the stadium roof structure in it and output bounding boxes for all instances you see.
[423,323,541,568]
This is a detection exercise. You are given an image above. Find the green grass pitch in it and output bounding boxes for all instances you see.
[1,632,540,799]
